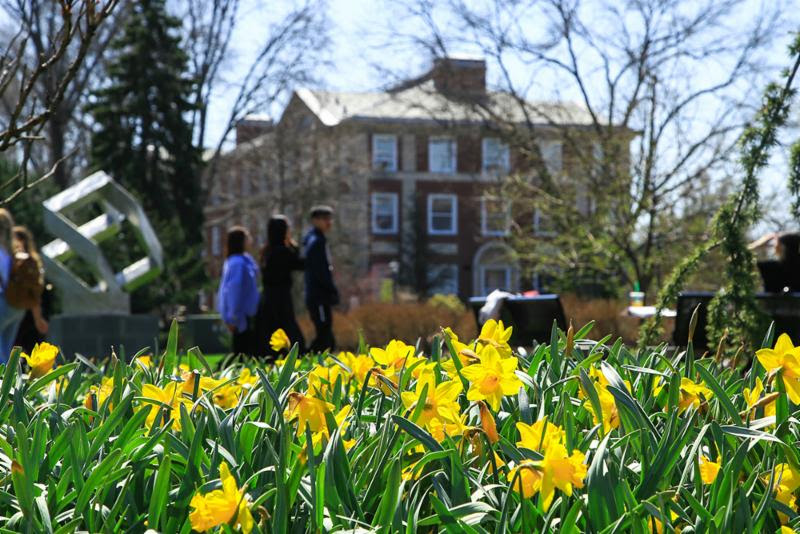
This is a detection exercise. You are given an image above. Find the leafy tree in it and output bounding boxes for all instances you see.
[88,0,204,314]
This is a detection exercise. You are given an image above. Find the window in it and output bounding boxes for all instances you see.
[211,226,221,257]
[428,194,457,235]
[538,139,563,175]
[481,266,512,294]
[481,197,511,236]
[473,242,519,296]
[482,138,510,172]
[427,264,459,295]
[371,192,399,234]
[429,137,457,173]
[533,208,556,237]
[372,134,398,171]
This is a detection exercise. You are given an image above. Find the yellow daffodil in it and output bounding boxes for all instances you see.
[478,401,499,444]
[441,328,477,377]
[579,367,630,433]
[139,382,191,431]
[21,342,58,378]
[428,413,468,443]
[189,462,253,534]
[133,355,152,369]
[699,455,721,484]
[368,366,398,395]
[212,383,243,410]
[772,463,800,493]
[779,526,798,534]
[776,487,797,525]
[535,441,588,511]
[516,417,566,452]
[756,334,800,404]
[507,460,542,498]
[744,377,765,411]
[237,368,258,389]
[311,404,355,449]
[339,352,374,385]
[84,377,114,410]
[270,329,291,352]
[284,392,334,436]
[442,346,480,377]
[371,339,421,374]
[648,509,679,534]
[400,376,462,428]
[460,345,522,410]
[308,363,343,397]
[411,359,438,381]
[677,377,713,413]
[478,319,513,357]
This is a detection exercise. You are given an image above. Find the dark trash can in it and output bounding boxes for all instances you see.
[469,294,567,347]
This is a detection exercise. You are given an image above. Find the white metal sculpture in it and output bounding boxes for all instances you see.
[41,171,163,314]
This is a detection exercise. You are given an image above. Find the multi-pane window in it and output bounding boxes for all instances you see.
[428,137,457,174]
[372,134,398,171]
[480,266,511,294]
[427,194,458,235]
[427,264,459,295]
[538,139,563,175]
[482,138,510,172]
[481,197,511,236]
[371,192,399,234]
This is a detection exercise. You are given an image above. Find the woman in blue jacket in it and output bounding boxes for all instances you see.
[217,226,260,356]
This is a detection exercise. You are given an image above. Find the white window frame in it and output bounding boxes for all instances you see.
[371,192,399,235]
[427,194,458,235]
[372,134,398,172]
[481,197,511,237]
[427,264,459,295]
[428,137,457,174]
[481,137,510,173]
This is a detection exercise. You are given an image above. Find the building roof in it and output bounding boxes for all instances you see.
[294,80,597,128]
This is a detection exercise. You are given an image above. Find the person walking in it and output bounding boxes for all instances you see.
[303,205,339,352]
[11,226,49,353]
[0,210,26,363]
[216,226,260,356]
[257,215,305,357]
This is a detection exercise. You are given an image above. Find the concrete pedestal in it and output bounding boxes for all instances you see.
[49,314,159,360]
[180,314,228,355]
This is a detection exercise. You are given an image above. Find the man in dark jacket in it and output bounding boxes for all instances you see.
[303,205,339,352]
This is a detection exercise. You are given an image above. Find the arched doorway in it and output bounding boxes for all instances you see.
[473,242,520,296]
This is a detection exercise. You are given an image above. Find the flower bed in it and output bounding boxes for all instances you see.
[2,320,799,532]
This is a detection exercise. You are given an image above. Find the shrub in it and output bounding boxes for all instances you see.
[1,320,798,532]
[298,299,477,349]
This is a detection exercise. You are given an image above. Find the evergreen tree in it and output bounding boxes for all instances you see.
[88,0,205,313]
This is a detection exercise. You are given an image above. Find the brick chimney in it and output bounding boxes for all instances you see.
[235,115,273,145]
[431,56,486,97]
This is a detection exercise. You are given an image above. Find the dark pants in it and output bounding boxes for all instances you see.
[258,287,305,357]
[231,318,257,356]
[307,302,335,353]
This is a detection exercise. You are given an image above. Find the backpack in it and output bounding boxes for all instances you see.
[5,251,44,310]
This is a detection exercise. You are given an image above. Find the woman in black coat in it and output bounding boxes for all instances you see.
[257,215,305,356]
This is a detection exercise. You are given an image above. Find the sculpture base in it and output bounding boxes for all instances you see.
[49,314,159,360]
[180,314,229,355]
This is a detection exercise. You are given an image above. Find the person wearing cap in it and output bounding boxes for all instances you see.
[303,205,339,352]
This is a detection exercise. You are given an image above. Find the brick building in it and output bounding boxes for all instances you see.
[203,57,620,305]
